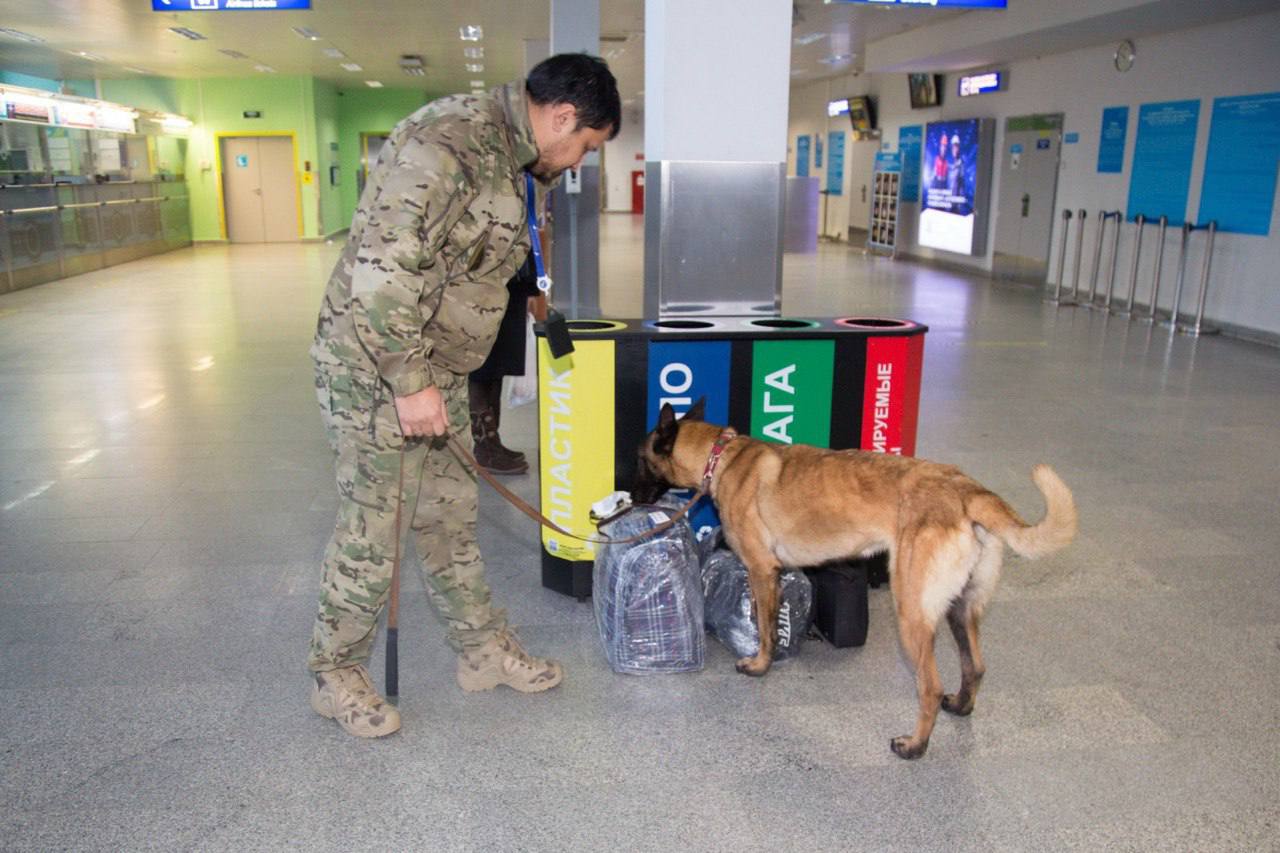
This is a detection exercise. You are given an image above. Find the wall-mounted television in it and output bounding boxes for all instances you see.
[847,95,876,133]
[827,98,850,117]
[908,73,942,109]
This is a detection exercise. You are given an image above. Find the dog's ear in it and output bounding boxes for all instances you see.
[685,396,707,423]
[654,402,679,457]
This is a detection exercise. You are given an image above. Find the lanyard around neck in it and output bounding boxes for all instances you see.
[525,172,552,293]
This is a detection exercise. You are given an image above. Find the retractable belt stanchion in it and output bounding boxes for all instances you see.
[1048,209,1075,305]
[1115,213,1145,318]
[1084,209,1107,309]
[1103,211,1123,311]
[1144,215,1168,325]
[1181,220,1219,337]
[1070,209,1087,304]
[1163,221,1194,330]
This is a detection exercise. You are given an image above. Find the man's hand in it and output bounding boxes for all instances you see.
[394,386,449,438]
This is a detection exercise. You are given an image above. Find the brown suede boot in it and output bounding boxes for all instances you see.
[470,408,528,475]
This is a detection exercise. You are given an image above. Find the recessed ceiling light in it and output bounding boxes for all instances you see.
[399,55,426,76]
[292,26,321,41]
[169,27,207,41]
[76,51,105,61]
[341,62,363,72]
[465,63,484,73]
[124,66,151,74]
[818,53,854,65]
[0,27,45,44]
[794,32,826,46]
[365,80,383,88]
[463,46,484,59]
[470,80,484,88]
[219,49,249,59]
[459,25,483,41]
[322,48,346,59]
[254,64,276,73]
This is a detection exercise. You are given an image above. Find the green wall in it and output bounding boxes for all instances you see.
[3,70,439,242]
[334,87,431,228]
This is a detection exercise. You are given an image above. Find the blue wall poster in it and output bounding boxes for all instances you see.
[826,131,845,195]
[898,124,922,202]
[1097,106,1128,173]
[1126,99,1200,225]
[815,134,823,169]
[796,135,810,177]
[1198,91,1280,236]
[152,0,311,9]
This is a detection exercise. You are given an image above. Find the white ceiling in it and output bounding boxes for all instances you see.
[0,0,982,106]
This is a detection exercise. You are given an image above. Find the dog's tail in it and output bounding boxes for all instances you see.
[968,464,1077,559]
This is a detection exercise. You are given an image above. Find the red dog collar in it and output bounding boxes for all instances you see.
[700,428,738,491]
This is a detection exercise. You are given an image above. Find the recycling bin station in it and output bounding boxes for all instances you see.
[536,315,928,600]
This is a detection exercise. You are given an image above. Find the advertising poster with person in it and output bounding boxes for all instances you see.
[919,118,981,254]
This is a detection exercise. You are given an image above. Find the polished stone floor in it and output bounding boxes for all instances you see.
[1,215,1278,851]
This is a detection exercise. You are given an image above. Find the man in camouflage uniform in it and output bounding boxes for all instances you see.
[308,54,620,738]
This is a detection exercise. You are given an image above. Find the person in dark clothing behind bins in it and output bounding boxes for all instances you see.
[469,254,540,475]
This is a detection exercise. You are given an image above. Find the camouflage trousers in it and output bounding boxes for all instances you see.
[307,364,507,672]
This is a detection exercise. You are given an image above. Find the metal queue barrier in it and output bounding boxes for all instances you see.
[1054,208,1219,336]
[0,181,191,294]
[535,316,928,599]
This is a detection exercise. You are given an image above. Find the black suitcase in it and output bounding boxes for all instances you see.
[805,553,882,648]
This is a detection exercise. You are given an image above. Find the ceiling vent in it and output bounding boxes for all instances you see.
[399,55,426,76]
[169,27,207,41]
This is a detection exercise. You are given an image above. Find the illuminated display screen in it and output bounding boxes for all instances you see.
[919,119,984,254]
[958,72,1003,97]
[827,99,850,117]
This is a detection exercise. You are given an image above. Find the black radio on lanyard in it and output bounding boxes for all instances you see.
[526,171,574,358]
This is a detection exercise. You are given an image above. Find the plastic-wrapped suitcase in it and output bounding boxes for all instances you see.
[702,549,813,660]
[593,506,705,675]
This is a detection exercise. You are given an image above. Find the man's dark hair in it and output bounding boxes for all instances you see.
[526,53,621,140]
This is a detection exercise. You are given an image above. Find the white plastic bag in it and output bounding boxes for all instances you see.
[502,313,538,409]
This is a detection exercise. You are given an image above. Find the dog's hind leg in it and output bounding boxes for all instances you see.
[889,527,947,760]
[941,599,984,716]
[943,529,1000,716]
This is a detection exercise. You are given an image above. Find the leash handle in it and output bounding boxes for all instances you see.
[443,434,702,546]
[385,448,405,701]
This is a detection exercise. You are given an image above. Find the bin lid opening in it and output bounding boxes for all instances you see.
[748,318,818,329]
[835,317,913,329]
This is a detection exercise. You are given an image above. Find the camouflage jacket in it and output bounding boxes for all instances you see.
[312,81,548,396]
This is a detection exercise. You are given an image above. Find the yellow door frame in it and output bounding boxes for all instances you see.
[214,131,305,241]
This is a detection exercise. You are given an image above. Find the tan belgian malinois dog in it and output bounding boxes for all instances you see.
[631,399,1077,759]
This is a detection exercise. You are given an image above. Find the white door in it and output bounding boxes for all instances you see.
[221,136,299,243]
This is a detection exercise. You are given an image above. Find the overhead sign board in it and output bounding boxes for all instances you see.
[825,0,1006,7]
[152,0,312,10]
[958,71,1003,97]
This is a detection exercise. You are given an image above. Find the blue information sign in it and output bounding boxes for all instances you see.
[1127,100,1199,224]
[826,0,1005,6]
[1198,91,1280,236]
[815,134,823,169]
[898,125,922,202]
[796,135,810,178]
[152,0,312,10]
[1097,106,1128,173]
[874,151,902,172]
[1064,132,1080,144]
[826,131,845,196]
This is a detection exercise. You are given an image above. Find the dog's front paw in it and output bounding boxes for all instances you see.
[890,736,928,760]
[735,655,771,677]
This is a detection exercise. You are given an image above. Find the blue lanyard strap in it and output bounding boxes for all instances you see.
[525,172,552,293]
